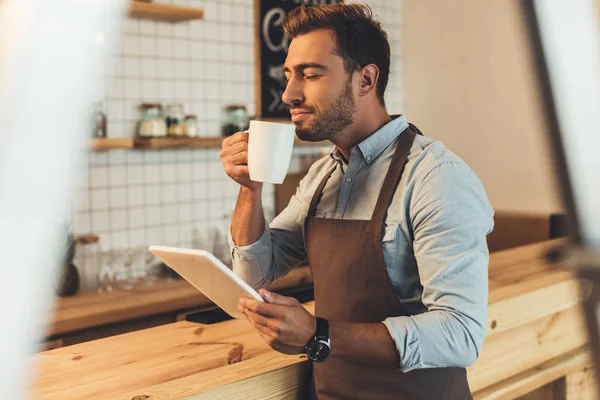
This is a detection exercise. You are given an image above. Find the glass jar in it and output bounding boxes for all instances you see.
[166,103,185,137]
[221,105,249,136]
[92,101,107,138]
[74,234,100,292]
[184,114,198,137]
[137,103,167,137]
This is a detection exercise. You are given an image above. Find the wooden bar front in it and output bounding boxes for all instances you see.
[31,240,593,399]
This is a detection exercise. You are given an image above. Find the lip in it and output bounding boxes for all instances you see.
[290,110,312,123]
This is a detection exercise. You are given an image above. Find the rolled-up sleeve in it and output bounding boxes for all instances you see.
[383,161,494,372]
[229,184,308,289]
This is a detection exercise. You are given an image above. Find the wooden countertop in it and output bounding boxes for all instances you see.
[48,265,314,337]
[33,239,589,399]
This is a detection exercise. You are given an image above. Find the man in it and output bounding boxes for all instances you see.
[220,4,493,399]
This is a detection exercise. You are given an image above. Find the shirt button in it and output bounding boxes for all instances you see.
[366,155,372,161]
[345,177,352,183]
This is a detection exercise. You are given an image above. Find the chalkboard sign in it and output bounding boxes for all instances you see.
[255,0,343,120]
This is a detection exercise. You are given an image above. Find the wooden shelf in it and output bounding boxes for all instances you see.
[91,137,330,151]
[128,1,204,22]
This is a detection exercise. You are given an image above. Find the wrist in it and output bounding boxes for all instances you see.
[240,183,263,196]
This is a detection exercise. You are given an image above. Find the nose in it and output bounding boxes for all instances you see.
[282,77,304,106]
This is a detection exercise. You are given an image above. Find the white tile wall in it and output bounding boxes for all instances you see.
[72,0,404,267]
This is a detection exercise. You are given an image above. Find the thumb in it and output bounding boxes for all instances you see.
[260,289,297,305]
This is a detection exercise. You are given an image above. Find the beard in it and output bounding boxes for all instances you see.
[294,79,356,142]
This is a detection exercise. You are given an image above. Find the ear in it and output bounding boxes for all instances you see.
[358,64,380,97]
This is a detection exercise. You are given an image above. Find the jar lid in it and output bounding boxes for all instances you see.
[139,102,162,109]
[225,104,247,111]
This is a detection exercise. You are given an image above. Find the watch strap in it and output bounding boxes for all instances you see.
[315,317,329,340]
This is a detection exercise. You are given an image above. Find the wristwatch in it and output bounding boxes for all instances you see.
[305,317,330,363]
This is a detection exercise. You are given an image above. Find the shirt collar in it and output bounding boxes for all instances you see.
[330,114,409,165]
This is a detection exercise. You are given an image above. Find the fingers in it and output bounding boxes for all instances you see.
[223,165,250,181]
[222,131,249,148]
[259,289,299,306]
[240,298,286,319]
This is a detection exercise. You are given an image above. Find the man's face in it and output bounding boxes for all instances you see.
[282,29,356,142]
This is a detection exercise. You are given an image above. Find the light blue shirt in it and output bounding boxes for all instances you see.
[229,115,494,372]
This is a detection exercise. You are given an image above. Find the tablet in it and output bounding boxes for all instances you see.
[148,245,264,319]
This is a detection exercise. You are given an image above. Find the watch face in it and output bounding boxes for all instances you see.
[307,340,330,362]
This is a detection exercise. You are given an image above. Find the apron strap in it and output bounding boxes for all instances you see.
[308,164,337,218]
[371,126,417,222]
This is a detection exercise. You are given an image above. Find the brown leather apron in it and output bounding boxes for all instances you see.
[304,124,472,399]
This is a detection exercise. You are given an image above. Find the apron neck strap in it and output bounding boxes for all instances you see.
[371,127,417,222]
[308,164,337,218]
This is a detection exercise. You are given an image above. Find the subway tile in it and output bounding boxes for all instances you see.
[156,21,172,37]
[106,100,125,121]
[73,212,91,235]
[189,21,204,39]
[161,163,178,183]
[172,22,189,39]
[161,183,178,204]
[176,163,193,181]
[122,34,139,56]
[128,186,145,207]
[128,229,146,247]
[140,59,157,79]
[127,165,145,186]
[89,166,108,187]
[175,81,190,100]
[124,79,141,99]
[74,190,91,212]
[173,39,188,59]
[178,183,193,202]
[127,150,145,164]
[109,230,128,249]
[162,205,178,224]
[109,166,127,186]
[174,60,190,80]
[111,209,128,230]
[144,164,161,184]
[109,187,128,209]
[144,185,161,206]
[91,187,110,212]
[140,20,156,36]
[164,225,180,246]
[91,210,110,232]
[145,205,162,225]
[156,38,173,58]
[128,207,146,229]
[178,203,193,222]
[106,120,126,138]
[140,36,156,57]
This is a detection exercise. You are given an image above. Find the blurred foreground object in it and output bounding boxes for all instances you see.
[0,0,126,398]
[523,0,600,394]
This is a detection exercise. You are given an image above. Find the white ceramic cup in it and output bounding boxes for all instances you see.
[247,120,296,184]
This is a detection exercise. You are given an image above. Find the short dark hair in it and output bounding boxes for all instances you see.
[282,3,390,105]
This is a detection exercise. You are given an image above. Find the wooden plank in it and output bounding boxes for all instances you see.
[90,138,133,151]
[90,137,328,151]
[468,306,588,392]
[487,279,588,336]
[472,347,590,400]
[128,1,204,22]
[115,357,311,400]
[133,137,224,149]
